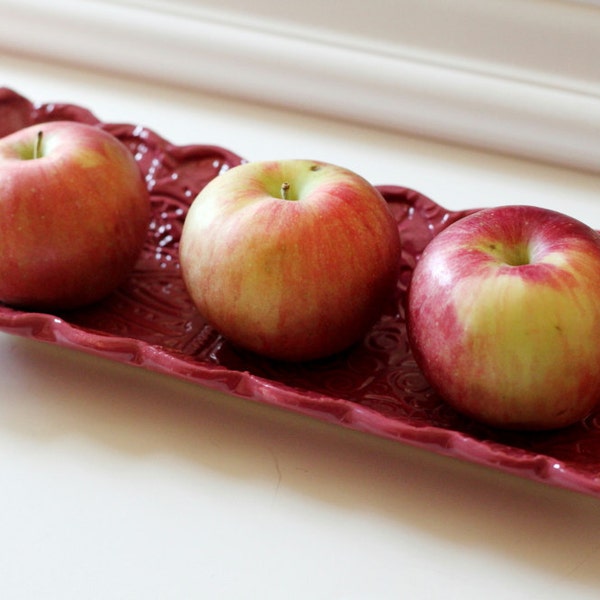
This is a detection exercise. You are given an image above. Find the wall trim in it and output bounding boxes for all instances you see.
[0,0,599,173]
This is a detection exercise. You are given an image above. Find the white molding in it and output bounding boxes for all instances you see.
[0,0,599,173]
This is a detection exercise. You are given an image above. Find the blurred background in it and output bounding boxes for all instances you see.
[0,0,599,172]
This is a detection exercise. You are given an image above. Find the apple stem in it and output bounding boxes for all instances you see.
[33,130,43,160]
[281,181,290,200]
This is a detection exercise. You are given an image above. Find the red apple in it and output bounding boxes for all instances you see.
[179,159,402,361]
[407,204,600,430]
[0,121,150,310]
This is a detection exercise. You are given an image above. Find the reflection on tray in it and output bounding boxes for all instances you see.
[0,87,598,498]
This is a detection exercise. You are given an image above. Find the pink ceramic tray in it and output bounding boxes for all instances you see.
[1,88,599,498]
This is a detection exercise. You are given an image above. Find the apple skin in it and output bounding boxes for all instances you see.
[179,159,402,361]
[0,121,150,310]
[407,204,600,430]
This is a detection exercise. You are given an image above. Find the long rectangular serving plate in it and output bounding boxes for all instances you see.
[1,88,598,498]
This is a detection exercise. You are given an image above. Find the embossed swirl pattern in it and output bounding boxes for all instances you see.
[1,88,599,489]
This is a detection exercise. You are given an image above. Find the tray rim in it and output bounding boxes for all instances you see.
[1,87,598,500]
[1,303,594,499]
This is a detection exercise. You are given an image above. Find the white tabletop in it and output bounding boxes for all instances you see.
[1,53,600,600]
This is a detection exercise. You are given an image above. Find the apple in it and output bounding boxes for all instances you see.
[179,159,402,361]
[407,204,600,430]
[0,120,150,310]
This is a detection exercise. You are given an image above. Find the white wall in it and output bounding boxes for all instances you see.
[0,0,599,172]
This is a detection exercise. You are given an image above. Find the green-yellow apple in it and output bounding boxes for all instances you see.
[407,204,600,430]
[0,121,150,310]
[179,159,402,361]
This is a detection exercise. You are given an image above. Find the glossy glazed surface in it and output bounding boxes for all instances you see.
[0,88,598,498]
